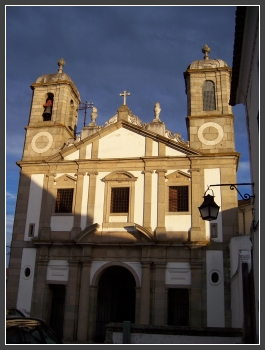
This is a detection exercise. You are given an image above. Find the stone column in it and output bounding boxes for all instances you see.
[153,262,167,325]
[77,261,91,342]
[139,262,151,324]
[86,172,98,227]
[63,260,80,341]
[143,171,153,232]
[156,170,167,240]
[71,172,85,239]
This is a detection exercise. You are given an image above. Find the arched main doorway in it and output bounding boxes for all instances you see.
[95,265,136,343]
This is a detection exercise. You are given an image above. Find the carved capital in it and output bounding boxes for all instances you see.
[189,168,201,172]
[87,171,99,176]
[155,169,167,175]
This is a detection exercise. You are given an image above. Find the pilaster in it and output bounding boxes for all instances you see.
[63,260,80,341]
[71,172,86,239]
[140,262,151,324]
[86,172,98,227]
[77,261,91,342]
[155,170,167,240]
[143,170,153,232]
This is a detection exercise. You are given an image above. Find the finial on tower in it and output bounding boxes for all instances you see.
[202,44,211,60]
[58,58,66,73]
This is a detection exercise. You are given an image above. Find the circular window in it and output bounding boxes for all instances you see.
[24,267,31,278]
[211,272,219,283]
[209,270,221,285]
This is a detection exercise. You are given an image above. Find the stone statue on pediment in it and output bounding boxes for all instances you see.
[154,102,161,121]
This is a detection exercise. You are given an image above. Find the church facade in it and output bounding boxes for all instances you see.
[7,47,240,343]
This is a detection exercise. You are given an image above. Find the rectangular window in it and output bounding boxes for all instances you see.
[28,223,35,237]
[55,189,74,213]
[210,223,218,238]
[110,187,129,213]
[168,288,189,326]
[169,186,188,212]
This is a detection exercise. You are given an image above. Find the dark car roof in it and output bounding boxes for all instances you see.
[6,316,47,328]
[6,316,63,344]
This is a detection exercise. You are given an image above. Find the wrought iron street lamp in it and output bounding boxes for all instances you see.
[198,183,255,222]
[198,189,220,221]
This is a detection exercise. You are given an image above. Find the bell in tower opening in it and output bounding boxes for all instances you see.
[43,95,53,121]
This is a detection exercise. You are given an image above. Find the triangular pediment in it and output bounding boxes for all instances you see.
[165,170,191,182]
[46,120,202,162]
[54,174,77,184]
[102,171,137,182]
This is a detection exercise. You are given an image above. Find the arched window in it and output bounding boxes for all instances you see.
[202,81,216,111]
[43,93,54,121]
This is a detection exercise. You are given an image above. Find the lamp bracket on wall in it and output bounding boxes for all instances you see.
[205,183,255,201]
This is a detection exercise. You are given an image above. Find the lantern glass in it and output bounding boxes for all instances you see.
[198,194,220,221]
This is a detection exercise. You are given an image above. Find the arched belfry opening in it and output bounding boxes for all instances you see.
[95,265,136,343]
[43,92,54,121]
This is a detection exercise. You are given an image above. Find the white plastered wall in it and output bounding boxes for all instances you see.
[166,147,186,156]
[86,144,92,159]
[64,150,79,160]
[98,128,146,158]
[206,250,225,327]
[16,248,37,316]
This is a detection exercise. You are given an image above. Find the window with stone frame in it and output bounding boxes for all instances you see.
[55,188,74,213]
[102,171,137,228]
[210,222,218,239]
[165,170,191,214]
[202,80,216,111]
[169,186,189,212]
[110,187,130,213]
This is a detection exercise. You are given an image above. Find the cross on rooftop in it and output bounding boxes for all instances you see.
[119,90,131,105]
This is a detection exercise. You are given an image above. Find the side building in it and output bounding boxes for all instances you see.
[7,49,241,343]
[229,6,259,344]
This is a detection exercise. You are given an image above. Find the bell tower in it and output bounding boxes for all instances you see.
[184,45,235,153]
[22,58,81,160]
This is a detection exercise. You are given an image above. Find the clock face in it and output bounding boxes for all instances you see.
[197,122,224,146]
[31,131,53,153]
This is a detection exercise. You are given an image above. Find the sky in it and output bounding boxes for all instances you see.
[5,5,252,266]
